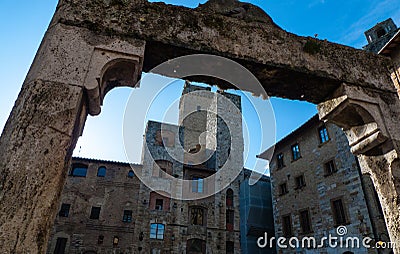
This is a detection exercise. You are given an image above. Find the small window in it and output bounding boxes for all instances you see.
[295,175,306,189]
[279,183,288,195]
[377,27,386,38]
[226,189,234,207]
[277,153,284,169]
[282,214,292,237]
[190,207,205,226]
[332,199,348,225]
[324,160,337,176]
[98,235,104,245]
[291,144,301,161]
[300,209,312,233]
[150,223,165,240]
[54,237,68,254]
[113,236,119,247]
[97,166,106,177]
[90,206,101,220]
[71,164,88,177]
[123,210,132,222]
[128,170,134,178]
[226,241,234,254]
[318,125,329,143]
[192,177,204,193]
[226,210,234,231]
[58,203,71,217]
[155,199,164,210]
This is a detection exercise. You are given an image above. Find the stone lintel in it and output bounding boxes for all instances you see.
[52,0,395,103]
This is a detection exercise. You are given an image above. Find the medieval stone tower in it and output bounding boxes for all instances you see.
[135,81,244,253]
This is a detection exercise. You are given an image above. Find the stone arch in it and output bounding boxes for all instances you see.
[1,1,400,253]
[186,238,206,254]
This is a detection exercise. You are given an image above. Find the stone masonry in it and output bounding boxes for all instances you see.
[2,0,400,253]
[260,115,390,254]
[47,82,246,253]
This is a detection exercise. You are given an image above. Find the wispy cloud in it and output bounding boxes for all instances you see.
[337,0,400,48]
[308,0,326,8]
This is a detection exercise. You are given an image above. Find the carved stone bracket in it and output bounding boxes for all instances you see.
[83,41,145,115]
[318,84,390,155]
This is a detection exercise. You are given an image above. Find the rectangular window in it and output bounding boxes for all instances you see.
[155,199,164,210]
[295,175,306,189]
[332,199,347,225]
[113,236,119,246]
[190,207,204,226]
[58,203,71,217]
[123,210,132,222]
[282,215,292,237]
[192,177,204,193]
[279,183,288,195]
[54,237,67,254]
[226,210,234,231]
[90,206,101,220]
[318,126,329,143]
[71,165,87,177]
[98,235,104,245]
[291,143,301,161]
[277,153,284,169]
[300,210,312,233]
[324,160,337,176]
[226,241,234,254]
[150,223,165,240]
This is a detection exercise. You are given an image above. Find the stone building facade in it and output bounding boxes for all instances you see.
[47,158,142,254]
[47,82,249,253]
[259,115,390,254]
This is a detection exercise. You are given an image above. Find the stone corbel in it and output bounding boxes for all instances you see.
[83,40,145,115]
[318,84,389,155]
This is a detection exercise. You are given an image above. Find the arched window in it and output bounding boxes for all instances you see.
[97,166,106,177]
[226,189,233,207]
[71,164,88,177]
[187,238,206,254]
[128,170,134,178]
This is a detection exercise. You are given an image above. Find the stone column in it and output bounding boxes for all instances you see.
[0,20,145,253]
[318,84,400,253]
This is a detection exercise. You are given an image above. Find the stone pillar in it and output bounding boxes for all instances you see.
[318,84,400,253]
[0,21,144,253]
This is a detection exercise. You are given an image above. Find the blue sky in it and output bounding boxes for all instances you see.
[1,0,399,173]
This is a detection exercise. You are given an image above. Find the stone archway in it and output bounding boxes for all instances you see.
[0,0,400,253]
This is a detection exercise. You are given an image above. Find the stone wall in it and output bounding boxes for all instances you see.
[47,158,142,253]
